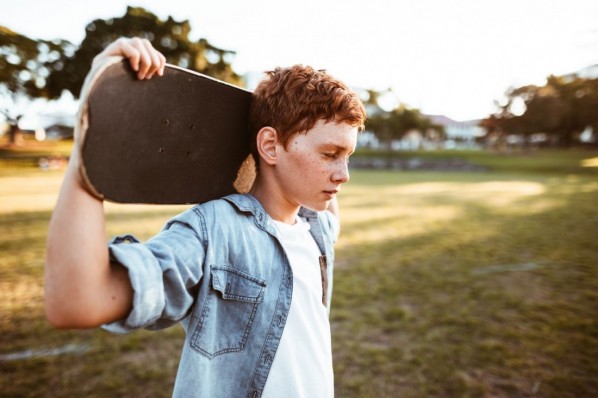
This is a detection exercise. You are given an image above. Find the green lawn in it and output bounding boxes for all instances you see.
[0,145,597,397]
[334,170,597,397]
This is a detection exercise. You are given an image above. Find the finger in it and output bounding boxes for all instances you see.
[111,39,142,74]
[131,38,152,80]
[157,53,167,77]
[100,38,139,72]
[141,39,163,79]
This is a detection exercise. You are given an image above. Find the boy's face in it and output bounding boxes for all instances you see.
[273,120,357,212]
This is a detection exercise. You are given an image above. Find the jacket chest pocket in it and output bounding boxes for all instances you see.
[190,265,266,359]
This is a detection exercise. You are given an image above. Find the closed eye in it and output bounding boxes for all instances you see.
[323,153,351,165]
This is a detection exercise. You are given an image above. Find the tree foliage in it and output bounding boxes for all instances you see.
[0,26,73,103]
[47,7,242,100]
[0,26,74,143]
[0,6,241,106]
[482,75,598,147]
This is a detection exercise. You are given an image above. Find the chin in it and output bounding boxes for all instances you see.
[301,200,329,212]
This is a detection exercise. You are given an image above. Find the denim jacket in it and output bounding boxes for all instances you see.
[103,194,338,397]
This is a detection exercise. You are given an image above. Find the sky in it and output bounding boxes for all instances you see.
[1,0,597,122]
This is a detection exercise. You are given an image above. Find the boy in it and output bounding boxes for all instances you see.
[45,37,366,397]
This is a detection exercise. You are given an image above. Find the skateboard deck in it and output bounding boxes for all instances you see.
[77,58,255,204]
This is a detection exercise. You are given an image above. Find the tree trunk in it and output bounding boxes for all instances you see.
[8,125,24,146]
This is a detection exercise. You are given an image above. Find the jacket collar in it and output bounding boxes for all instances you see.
[223,194,318,228]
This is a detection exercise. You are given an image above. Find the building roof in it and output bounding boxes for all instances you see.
[424,114,481,126]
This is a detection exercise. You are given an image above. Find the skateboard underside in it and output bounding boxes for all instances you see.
[80,60,253,204]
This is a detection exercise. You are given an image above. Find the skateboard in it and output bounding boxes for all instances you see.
[76,58,255,204]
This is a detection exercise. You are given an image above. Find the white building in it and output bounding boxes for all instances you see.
[425,115,485,149]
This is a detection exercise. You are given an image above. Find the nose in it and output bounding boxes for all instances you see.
[332,161,350,184]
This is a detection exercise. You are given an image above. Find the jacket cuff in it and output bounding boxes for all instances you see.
[101,235,165,333]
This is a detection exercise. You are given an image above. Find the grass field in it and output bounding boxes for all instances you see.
[0,142,597,397]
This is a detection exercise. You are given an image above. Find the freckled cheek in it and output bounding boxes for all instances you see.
[291,150,332,177]
[307,164,327,176]
[300,154,326,174]
[319,164,336,176]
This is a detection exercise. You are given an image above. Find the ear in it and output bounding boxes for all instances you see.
[255,126,279,166]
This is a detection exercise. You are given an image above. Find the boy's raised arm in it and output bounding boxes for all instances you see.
[44,38,165,329]
[45,147,131,328]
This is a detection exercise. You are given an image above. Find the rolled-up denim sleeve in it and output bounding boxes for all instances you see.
[102,207,206,334]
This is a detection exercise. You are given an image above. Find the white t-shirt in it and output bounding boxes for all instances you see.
[261,215,335,398]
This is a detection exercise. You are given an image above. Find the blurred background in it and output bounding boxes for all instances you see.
[1,1,597,397]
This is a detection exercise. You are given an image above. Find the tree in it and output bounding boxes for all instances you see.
[0,26,73,144]
[47,7,242,100]
[0,26,73,99]
[482,75,598,148]
[366,104,444,148]
[1,7,241,145]
[550,76,598,146]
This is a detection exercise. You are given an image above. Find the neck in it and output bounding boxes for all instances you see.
[250,174,300,224]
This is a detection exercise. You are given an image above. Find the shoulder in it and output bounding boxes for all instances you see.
[319,210,340,243]
[161,197,239,233]
[299,207,340,244]
[193,194,256,219]
[182,195,257,231]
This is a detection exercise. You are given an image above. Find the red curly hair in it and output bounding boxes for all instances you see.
[248,65,366,165]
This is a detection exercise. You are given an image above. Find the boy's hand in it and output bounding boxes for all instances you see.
[94,37,166,80]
